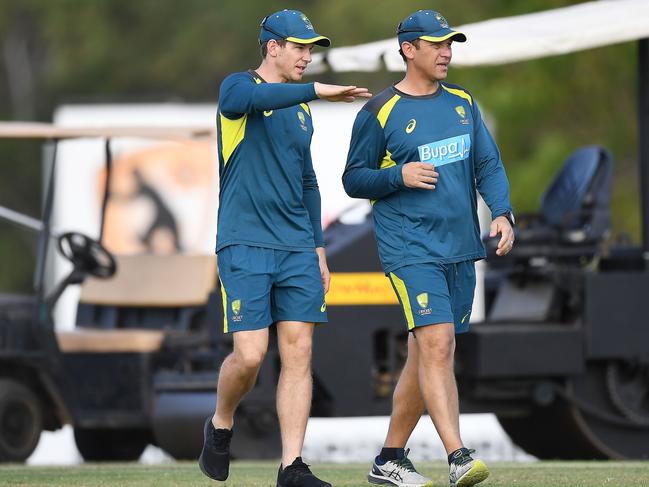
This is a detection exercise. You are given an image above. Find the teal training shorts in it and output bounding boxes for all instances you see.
[388,261,476,334]
[217,244,327,333]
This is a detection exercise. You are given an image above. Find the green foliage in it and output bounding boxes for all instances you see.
[0,0,643,291]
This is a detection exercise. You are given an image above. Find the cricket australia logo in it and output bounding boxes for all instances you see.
[435,12,449,28]
[301,13,314,30]
[455,105,470,125]
[416,292,432,315]
[231,299,243,322]
[418,134,471,167]
[297,111,308,131]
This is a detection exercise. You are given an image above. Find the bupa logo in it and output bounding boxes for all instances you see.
[418,134,471,167]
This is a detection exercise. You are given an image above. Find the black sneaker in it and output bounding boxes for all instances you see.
[276,457,331,487]
[198,417,232,481]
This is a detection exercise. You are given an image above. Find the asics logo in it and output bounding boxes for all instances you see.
[405,119,416,134]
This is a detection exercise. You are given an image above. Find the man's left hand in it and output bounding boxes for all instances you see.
[316,247,330,293]
[490,215,514,256]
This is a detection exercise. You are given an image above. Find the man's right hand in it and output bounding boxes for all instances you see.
[402,162,438,190]
[314,82,372,102]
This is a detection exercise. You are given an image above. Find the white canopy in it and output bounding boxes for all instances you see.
[307,0,649,73]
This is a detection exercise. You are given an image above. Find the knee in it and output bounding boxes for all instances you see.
[281,335,313,368]
[234,347,266,371]
[416,328,455,363]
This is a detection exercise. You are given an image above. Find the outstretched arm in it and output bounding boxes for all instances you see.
[219,74,371,118]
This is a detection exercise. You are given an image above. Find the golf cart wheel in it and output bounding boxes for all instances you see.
[0,378,43,462]
[74,427,150,461]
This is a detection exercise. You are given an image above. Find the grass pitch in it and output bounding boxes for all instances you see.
[1,461,649,486]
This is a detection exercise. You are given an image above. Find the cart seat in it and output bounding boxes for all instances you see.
[79,254,217,308]
[75,254,217,331]
[56,328,165,353]
[486,145,613,262]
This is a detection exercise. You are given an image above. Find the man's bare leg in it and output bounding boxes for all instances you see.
[213,328,269,429]
[413,323,463,455]
[383,334,426,448]
[276,321,314,467]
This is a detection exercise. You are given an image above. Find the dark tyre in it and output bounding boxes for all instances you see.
[498,361,649,459]
[0,379,43,462]
[74,428,150,461]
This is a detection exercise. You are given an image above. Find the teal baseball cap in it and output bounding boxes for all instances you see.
[259,10,331,47]
[397,10,466,45]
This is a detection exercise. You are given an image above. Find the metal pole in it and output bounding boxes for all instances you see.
[34,139,58,314]
[639,39,649,258]
[99,138,113,242]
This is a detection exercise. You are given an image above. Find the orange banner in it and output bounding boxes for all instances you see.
[327,272,398,305]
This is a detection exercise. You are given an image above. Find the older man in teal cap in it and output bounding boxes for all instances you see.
[199,9,371,487]
[344,9,515,487]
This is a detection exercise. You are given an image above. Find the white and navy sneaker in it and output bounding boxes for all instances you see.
[448,448,489,487]
[367,449,433,487]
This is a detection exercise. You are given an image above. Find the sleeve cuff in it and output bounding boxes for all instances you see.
[306,82,318,101]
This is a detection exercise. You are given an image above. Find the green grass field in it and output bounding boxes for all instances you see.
[1,461,648,487]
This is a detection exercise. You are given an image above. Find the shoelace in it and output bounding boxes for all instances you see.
[285,459,313,476]
[454,448,476,466]
[394,449,417,472]
[211,429,232,451]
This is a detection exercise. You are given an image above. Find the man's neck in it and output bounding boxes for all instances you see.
[394,69,440,96]
[255,62,287,83]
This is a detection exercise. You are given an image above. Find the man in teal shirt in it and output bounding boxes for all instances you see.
[199,9,370,487]
[344,10,514,487]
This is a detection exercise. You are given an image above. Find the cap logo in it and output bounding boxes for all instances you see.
[435,12,449,28]
[301,13,314,31]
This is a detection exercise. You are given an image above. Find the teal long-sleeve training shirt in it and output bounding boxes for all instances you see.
[216,70,324,253]
[343,83,512,274]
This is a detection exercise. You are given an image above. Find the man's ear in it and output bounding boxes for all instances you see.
[401,42,415,61]
[267,39,281,58]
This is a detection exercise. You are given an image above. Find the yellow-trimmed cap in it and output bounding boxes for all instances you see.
[260,10,331,47]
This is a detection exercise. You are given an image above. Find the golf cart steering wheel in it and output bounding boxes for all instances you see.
[57,232,117,279]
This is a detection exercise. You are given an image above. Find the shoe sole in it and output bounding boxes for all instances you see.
[455,460,490,487]
[367,472,434,487]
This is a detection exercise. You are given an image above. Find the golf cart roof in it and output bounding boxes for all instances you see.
[307,0,649,73]
[0,122,216,140]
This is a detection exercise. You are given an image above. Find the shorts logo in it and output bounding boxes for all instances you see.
[298,111,308,131]
[418,134,471,167]
[320,302,327,312]
[405,119,417,134]
[461,310,471,324]
[232,299,243,322]
[416,292,432,315]
[264,110,273,117]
